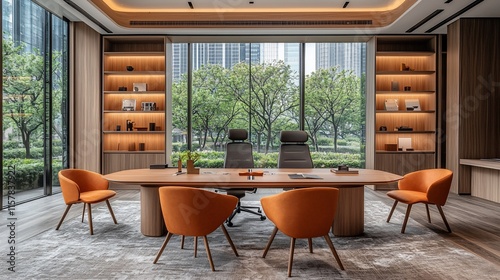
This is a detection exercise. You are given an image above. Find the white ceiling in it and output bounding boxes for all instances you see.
[36,0,500,35]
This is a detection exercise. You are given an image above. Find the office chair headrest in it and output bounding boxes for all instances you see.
[280,130,308,143]
[228,129,248,141]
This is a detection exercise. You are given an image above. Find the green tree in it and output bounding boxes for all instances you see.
[192,64,241,150]
[2,39,45,158]
[305,67,361,152]
[225,61,299,153]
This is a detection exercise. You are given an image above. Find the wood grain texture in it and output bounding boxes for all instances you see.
[103,153,166,174]
[447,19,500,194]
[470,167,500,203]
[333,186,364,236]
[71,22,101,172]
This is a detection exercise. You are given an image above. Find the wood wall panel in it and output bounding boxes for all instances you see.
[447,18,500,194]
[103,153,165,174]
[471,167,500,203]
[70,22,101,172]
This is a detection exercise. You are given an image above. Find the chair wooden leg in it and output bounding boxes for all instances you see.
[81,203,86,222]
[425,204,431,223]
[154,232,173,264]
[387,200,398,222]
[203,236,215,271]
[288,237,296,277]
[106,200,118,224]
[436,205,452,233]
[181,235,185,249]
[262,226,279,258]
[308,238,313,253]
[87,203,94,235]
[221,224,239,256]
[401,204,413,234]
[56,204,72,230]
[194,236,198,258]
[324,235,345,270]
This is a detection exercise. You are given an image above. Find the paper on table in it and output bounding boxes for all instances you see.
[288,173,322,179]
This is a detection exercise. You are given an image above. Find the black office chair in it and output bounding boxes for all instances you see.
[221,129,266,226]
[278,130,313,168]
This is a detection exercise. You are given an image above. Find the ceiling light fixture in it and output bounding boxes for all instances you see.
[445,0,453,3]
[188,2,194,9]
[406,9,444,33]
[249,1,254,4]
[343,2,350,8]
[426,0,484,33]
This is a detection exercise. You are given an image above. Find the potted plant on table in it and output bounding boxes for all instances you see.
[181,150,201,174]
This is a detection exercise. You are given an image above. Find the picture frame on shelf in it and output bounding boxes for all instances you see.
[141,102,157,111]
[391,81,399,91]
[398,137,412,151]
[405,99,421,111]
[122,99,136,111]
[133,82,147,92]
[384,99,399,111]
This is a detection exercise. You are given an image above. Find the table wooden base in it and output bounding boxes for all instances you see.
[140,185,365,237]
[140,185,166,237]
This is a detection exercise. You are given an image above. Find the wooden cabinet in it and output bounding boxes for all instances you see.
[374,36,437,188]
[102,36,167,174]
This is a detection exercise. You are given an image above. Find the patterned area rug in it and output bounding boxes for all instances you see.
[13,198,500,279]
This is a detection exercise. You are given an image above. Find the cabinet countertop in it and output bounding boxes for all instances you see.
[460,159,500,170]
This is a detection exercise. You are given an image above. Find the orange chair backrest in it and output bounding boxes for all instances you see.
[158,187,238,236]
[261,187,339,239]
[398,169,453,206]
[58,169,109,204]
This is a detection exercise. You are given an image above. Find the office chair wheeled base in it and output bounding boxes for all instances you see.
[226,202,266,227]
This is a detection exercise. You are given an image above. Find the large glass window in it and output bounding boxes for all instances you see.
[171,40,366,169]
[2,0,69,207]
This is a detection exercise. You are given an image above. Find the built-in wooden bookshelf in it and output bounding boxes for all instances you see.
[102,36,167,174]
[374,36,437,188]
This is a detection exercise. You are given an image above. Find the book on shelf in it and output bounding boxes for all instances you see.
[405,99,421,111]
[384,99,399,111]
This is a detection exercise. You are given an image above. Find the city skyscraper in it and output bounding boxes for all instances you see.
[316,43,366,77]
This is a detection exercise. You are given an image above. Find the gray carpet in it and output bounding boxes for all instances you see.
[13,197,500,279]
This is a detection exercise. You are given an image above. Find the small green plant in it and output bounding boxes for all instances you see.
[180,150,201,163]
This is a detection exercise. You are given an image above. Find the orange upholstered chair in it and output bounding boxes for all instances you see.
[261,187,344,277]
[386,168,453,233]
[56,169,117,235]
[153,187,239,271]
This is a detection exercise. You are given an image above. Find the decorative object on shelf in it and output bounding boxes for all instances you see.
[405,99,421,111]
[118,86,127,91]
[133,82,147,92]
[398,137,412,151]
[181,150,201,174]
[116,125,121,131]
[177,157,182,172]
[379,126,387,131]
[391,81,399,91]
[138,143,145,151]
[400,63,411,71]
[141,102,156,111]
[126,120,134,131]
[128,143,136,151]
[384,99,399,111]
[134,127,147,131]
[385,143,398,151]
[126,65,134,71]
[396,126,413,131]
[122,99,136,111]
[404,86,411,91]
[149,123,156,131]
[155,125,161,131]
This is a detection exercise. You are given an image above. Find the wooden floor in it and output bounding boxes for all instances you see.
[1,187,499,266]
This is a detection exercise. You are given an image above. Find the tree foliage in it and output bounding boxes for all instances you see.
[2,39,45,158]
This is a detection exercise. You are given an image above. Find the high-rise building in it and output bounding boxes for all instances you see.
[316,43,366,77]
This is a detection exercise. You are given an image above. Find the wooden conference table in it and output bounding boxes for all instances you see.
[104,168,401,237]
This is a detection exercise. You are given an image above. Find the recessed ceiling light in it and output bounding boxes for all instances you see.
[249,1,254,4]
[188,2,194,9]
[445,0,453,3]
[343,1,350,8]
